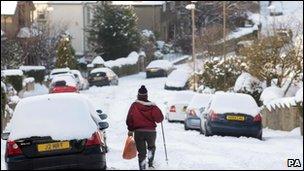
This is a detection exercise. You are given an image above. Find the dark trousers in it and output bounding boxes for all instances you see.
[134,130,157,166]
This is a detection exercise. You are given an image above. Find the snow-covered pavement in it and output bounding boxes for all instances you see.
[1,71,303,170]
[81,72,303,170]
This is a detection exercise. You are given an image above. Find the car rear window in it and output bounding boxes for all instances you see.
[91,72,106,77]
[8,93,97,141]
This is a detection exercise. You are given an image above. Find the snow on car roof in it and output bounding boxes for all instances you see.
[1,69,23,76]
[187,93,213,110]
[146,60,173,70]
[51,74,77,87]
[8,93,98,141]
[50,68,70,75]
[90,67,115,75]
[165,69,191,88]
[210,92,259,116]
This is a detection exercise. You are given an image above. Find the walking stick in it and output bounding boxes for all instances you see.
[161,122,168,165]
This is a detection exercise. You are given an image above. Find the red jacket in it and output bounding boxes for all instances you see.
[126,100,164,131]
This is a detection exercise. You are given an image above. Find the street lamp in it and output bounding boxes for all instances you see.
[186,1,197,91]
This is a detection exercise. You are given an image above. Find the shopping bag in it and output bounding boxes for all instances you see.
[122,136,137,159]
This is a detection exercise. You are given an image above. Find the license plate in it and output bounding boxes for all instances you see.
[149,69,158,72]
[37,141,70,152]
[226,115,245,121]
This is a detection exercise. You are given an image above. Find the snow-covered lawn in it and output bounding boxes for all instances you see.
[1,72,303,170]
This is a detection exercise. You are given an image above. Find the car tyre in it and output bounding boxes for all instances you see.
[204,122,211,137]
[184,123,189,131]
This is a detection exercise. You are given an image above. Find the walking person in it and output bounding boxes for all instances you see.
[126,85,164,170]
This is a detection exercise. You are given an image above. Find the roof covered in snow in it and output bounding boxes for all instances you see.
[51,74,77,87]
[1,1,17,15]
[19,65,46,71]
[167,91,196,105]
[50,68,70,75]
[8,93,98,140]
[146,60,173,70]
[187,93,213,111]
[210,92,260,116]
[1,69,23,77]
[112,1,166,6]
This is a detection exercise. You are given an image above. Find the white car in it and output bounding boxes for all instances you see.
[164,69,191,90]
[165,91,196,122]
[49,68,71,80]
[70,70,89,90]
[184,93,213,130]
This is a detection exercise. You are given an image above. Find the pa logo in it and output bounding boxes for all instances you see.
[287,159,302,167]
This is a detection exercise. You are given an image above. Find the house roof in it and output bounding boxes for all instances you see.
[1,1,17,15]
[112,1,166,6]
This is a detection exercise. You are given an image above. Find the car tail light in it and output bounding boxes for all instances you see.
[85,132,104,147]
[189,109,196,116]
[169,105,176,113]
[6,140,23,157]
[210,110,219,121]
[253,114,262,122]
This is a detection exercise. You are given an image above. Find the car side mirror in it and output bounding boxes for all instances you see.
[96,109,103,114]
[99,114,107,120]
[1,132,10,140]
[98,122,109,130]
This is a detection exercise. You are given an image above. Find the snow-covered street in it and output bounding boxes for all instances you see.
[79,72,303,170]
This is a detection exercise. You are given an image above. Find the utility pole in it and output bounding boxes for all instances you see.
[223,1,226,61]
[192,5,196,91]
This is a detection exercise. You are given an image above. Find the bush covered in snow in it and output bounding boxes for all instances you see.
[200,56,246,91]
[260,86,284,105]
[20,66,46,84]
[234,72,264,106]
[2,70,24,93]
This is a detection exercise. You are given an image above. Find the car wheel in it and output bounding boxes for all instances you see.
[204,122,211,137]
[184,123,189,131]
[256,133,263,140]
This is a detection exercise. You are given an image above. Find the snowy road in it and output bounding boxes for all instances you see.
[80,72,303,170]
[1,71,303,170]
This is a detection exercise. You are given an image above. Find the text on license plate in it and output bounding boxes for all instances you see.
[226,115,245,121]
[37,141,70,152]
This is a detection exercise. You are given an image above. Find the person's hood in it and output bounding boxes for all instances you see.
[135,100,156,112]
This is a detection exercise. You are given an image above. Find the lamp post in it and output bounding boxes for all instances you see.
[186,1,197,91]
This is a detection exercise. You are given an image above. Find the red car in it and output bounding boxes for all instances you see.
[50,75,79,93]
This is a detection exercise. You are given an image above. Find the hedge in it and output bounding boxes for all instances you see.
[1,84,6,117]
[23,70,45,83]
[110,63,139,77]
[5,75,23,93]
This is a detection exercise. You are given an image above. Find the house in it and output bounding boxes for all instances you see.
[1,1,36,39]
[33,1,108,57]
[112,1,175,41]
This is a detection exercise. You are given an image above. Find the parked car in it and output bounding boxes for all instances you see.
[199,92,262,140]
[70,70,89,90]
[49,74,79,93]
[2,93,109,169]
[164,69,191,90]
[89,68,118,87]
[165,91,196,122]
[184,93,213,130]
[49,68,71,80]
[146,60,174,78]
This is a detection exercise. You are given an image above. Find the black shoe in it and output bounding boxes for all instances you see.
[139,161,146,170]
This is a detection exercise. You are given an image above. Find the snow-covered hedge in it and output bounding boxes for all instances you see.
[260,86,284,105]
[1,70,24,93]
[234,72,264,106]
[19,66,46,83]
